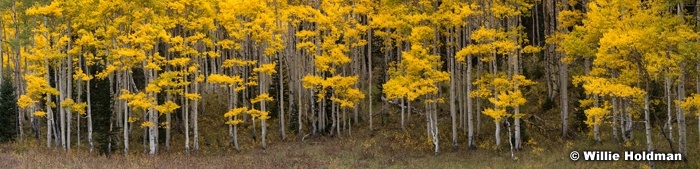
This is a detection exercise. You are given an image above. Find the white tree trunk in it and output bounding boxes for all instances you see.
[401,98,405,130]
[193,73,199,153]
[677,64,687,158]
[59,63,66,149]
[123,73,129,155]
[495,120,501,147]
[644,93,654,168]
[450,56,458,150]
[612,97,618,141]
[368,28,373,131]
[166,92,171,151]
[184,86,190,155]
[467,53,474,150]
[559,59,568,138]
[665,75,673,141]
[86,65,93,152]
[148,68,157,156]
[594,95,600,142]
[278,53,286,140]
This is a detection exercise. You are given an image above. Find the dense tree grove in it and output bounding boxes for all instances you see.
[2,0,700,166]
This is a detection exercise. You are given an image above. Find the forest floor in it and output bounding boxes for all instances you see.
[0,122,698,169]
[1,100,699,169]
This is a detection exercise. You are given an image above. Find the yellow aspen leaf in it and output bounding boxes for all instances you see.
[156,101,180,115]
[196,75,205,83]
[33,111,47,118]
[146,84,161,93]
[482,108,508,122]
[141,121,154,128]
[224,107,247,118]
[185,93,202,101]
[128,117,139,123]
[251,93,274,104]
[17,95,35,109]
[253,63,277,75]
[72,102,88,115]
[584,107,609,126]
[61,98,75,108]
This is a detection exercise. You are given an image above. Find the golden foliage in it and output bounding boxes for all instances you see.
[33,111,47,118]
[155,101,180,115]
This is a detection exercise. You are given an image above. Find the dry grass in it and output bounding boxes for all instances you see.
[2,109,699,168]
[2,126,698,169]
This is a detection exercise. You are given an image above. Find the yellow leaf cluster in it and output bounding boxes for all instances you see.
[482,108,508,122]
[155,101,180,115]
[185,93,202,101]
[119,90,153,111]
[146,84,162,93]
[222,59,257,68]
[17,95,35,109]
[679,94,700,116]
[72,102,88,115]
[26,1,63,17]
[33,111,47,118]
[226,119,244,125]
[61,98,75,108]
[207,74,243,87]
[128,117,139,123]
[489,91,527,108]
[573,76,645,98]
[251,93,274,104]
[253,63,277,75]
[168,58,190,67]
[141,121,154,128]
[584,107,609,126]
[73,69,93,81]
[224,107,247,118]
[24,75,60,98]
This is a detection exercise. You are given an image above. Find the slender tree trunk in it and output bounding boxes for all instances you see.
[612,96,618,141]
[507,120,515,159]
[148,69,157,156]
[594,95,601,142]
[233,85,240,150]
[450,49,458,150]
[559,59,568,138]
[277,54,287,140]
[665,75,673,141]
[45,65,53,148]
[261,61,268,149]
[66,22,74,150]
[123,72,129,155]
[298,64,303,139]
[184,85,190,155]
[193,72,199,154]
[368,28,373,131]
[621,97,628,141]
[60,62,66,149]
[467,52,475,150]
[476,59,482,137]
[512,29,522,149]
[644,92,654,168]
[86,66,93,152]
[401,97,405,131]
[677,63,687,158]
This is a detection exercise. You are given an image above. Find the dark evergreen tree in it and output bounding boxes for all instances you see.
[0,72,17,143]
[90,67,115,155]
